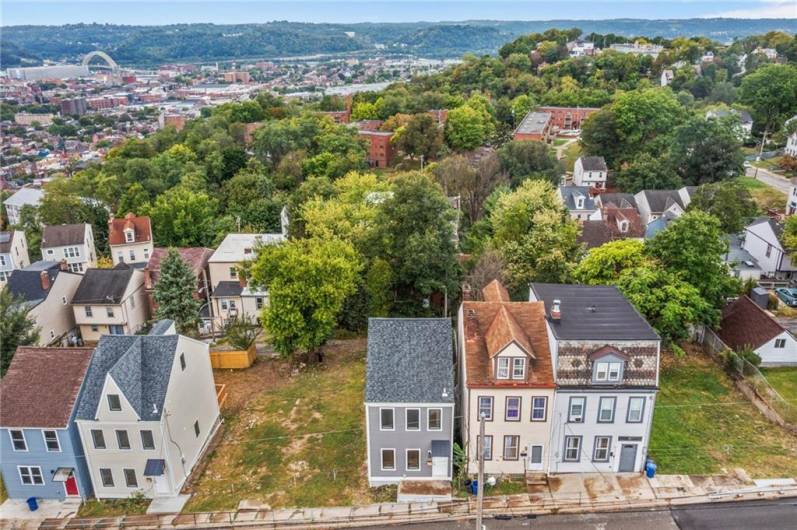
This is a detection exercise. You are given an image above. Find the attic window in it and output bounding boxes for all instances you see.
[124,228,135,243]
[619,220,628,233]
[243,247,253,255]
[180,353,186,371]
[107,394,122,411]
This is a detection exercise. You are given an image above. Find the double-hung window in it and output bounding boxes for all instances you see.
[405,409,420,431]
[477,435,493,460]
[568,397,586,423]
[379,408,394,430]
[427,408,442,431]
[43,430,60,452]
[85,306,93,317]
[531,396,547,421]
[627,397,645,423]
[564,436,582,462]
[141,430,155,450]
[100,468,114,487]
[106,307,115,318]
[597,397,616,423]
[124,469,138,488]
[116,430,131,450]
[406,449,421,471]
[477,396,493,421]
[505,397,521,421]
[91,429,106,449]
[595,361,622,382]
[381,449,395,471]
[593,436,611,462]
[503,435,520,460]
[9,430,27,451]
[496,358,510,379]
[19,466,43,485]
[511,358,525,379]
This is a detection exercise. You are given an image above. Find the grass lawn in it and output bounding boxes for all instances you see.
[561,142,582,172]
[737,176,767,190]
[761,367,797,405]
[0,475,6,504]
[649,354,797,478]
[77,497,149,518]
[184,339,372,512]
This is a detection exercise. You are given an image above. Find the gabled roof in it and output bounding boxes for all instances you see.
[6,261,64,308]
[41,223,89,248]
[208,233,284,264]
[559,185,597,211]
[578,156,607,172]
[0,231,19,253]
[0,346,94,428]
[603,206,645,238]
[718,296,789,351]
[485,305,536,359]
[145,247,212,286]
[598,193,637,210]
[108,213,152,245]
[71,263,135,305]
[482,279,510,302]
[212,281,243,297]
[578,220,612,250]
[365,318,454,403]
[639,190,685,213]
[3,187,44,207]
[75,330,180,421]
[530,283,660,341]
[746,217,784,246]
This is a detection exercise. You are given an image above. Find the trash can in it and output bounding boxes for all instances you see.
[470,480,479,495]
[26,497,38,512]
[645,460,657,478]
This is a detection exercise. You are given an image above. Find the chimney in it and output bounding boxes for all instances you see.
[143,266,152,289]
[239,275,247,288]
[59,259,68,271]
[40,271,51,291]
[551,299,561,321]
[462,282,473,301]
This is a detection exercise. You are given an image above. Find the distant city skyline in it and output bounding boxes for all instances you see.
[3,1,796,26]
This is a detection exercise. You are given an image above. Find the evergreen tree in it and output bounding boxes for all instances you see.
[154,248,202,333]
[0,289,40,375]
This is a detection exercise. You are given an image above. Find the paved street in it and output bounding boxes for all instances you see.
[746,165,791,195]
[363,498,797,530]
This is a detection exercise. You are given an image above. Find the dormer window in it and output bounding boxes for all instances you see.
[618,220,629,233]
[512,358,526,379]
[576,196,585,209]
[496,356,526,380]
[496,358,510,379]
[594,360,623,383]
[124,228,135,243]
[107,394,122,411]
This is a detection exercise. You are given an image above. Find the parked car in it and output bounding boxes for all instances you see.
[775,287,797,307]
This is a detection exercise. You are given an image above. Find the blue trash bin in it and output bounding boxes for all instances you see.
[26,497,38,512]
[645,461,657,478]
[470,480,479,495]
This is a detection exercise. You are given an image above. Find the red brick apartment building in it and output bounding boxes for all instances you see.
[358,130,394,168]
[536,106,600,131]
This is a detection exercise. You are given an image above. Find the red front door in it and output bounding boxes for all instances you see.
[65,474,79,496]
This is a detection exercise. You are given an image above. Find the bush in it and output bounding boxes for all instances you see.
[223,315,259,350]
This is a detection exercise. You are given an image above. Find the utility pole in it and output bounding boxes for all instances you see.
[476,413,486,530]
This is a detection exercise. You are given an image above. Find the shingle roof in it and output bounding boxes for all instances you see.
[578,156,607,172]
[718,296,787,351]
[108,213,152,245]
[212,281,243,297]
[3,187,44,207]
[145,247,212,286]
[641,190,685,213]
[530,283,660,341]
[6,261,63,308]
[0,231,16,253]
[598,193,637,210]
[0,346,94,428]
[72,264,135,304]
[208,233,284,263]
[365,318,454,403]
[578,221,612,249]
[75,334,179,421]
[41,223,88,248]
[482,279,510,302]
[559,185,597,211]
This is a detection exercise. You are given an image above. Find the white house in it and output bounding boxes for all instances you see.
[573,156,608,189]
[742,218,797,280]
[458,280,556,477]
[3,187,44,226]
[530,283,661,473]
[108,213,153,267]
[660,69,674,87]
[719,296,797,367]
[74,321,221,499]
[0,230,30,285]
[41,223,97,273]
[634,189,692,225]
[785,116,797,158]
[706,108,754,140]
[558,186,602,221]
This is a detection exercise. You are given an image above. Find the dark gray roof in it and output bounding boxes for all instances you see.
[75,334,179,421]
[530,283,660,341]
[598,193,637,210]
[579,156,607,171]
[0,231,14,253]
[641,190,685,213]
[149,319,175,336]
[559,185,597,211]
[72,264,134,304]
[6,261,63,308]
[365,318,454,404]
[212,281,243,297]
[41,223,87,248]
[516,111,552,135]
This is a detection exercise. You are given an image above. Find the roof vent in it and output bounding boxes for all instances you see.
[441,387,449,399]
[152,403,159,415]
[551,299,561,321]
[587,304,597,313]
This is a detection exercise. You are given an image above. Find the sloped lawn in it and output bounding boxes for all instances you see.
[761,367,797,405]
[649,354,797,478]
[184,339,371,512]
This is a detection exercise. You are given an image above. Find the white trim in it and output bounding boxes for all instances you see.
[365,402,454,407]
[18,465,44,486]
[9,429,28,452]
[427,408,443,431]
[380,448,396,471]
[405,448,421,471]
[405,408,420,431]
[365,404,372,482]
[378,407,395,431]
[42,429,61,452]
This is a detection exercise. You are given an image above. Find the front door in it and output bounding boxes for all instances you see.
[64,473,79,496]
[527,444,544,471]
[618,444,638,472]
[153,474,170,495]
[431,457,448,478]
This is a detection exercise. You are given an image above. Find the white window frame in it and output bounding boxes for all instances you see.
[531,396,547,422]
[595,361,623,382]
[9,430,27,452]
[84,306,93,317]
[116,429,131,450]
[564,435,582,462]
[427,408,442,431]
[496,357,510,379]
[503,435,520,461]
[100,468,114,487]
[42,430,61,452]
[380,448,396,471]
[568,397,586,423]
[597,397,616,423]
[106,306,115,318]
[379,407,395,431]
[91,429,106,449]
[406,448,421,471]
[141,430,155,450]
[627,397,645,423]
[128,249,136,262]
[511,357,525,379]
[18,465,44,486]
[593,436,611,462]
[505,396,521,422]
[405,408,421,431]
[124,229,134,243]
[477,435,493,460]
[124,468,138,488]
[774,338,786,348]
[107,394,121,411]
[477,396,493,421]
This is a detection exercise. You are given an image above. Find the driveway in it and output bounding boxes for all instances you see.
[746,166,791,195]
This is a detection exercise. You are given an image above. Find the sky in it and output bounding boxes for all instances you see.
[2,0,796,26]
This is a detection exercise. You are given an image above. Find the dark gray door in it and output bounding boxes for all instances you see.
[618,444,637,472]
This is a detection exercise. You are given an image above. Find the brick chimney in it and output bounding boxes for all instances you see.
[238,275,247,288]
[59,259,68,271]
[40,271,51,291]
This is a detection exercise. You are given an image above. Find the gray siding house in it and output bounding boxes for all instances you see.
[365,318,454,488]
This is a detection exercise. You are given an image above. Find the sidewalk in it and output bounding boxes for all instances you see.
[3,473,796,530]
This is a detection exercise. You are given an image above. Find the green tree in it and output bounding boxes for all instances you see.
[250,238,361,360]
[392,113,443,161]
[688,181,757,233]
[146,188,219,247]
[580,110,623,168]
[0,289,40,375]
[740,64,797,138]
[12,205,42,261]
[668,117,744,185]
[497,140,562,187]
[153,248,202,334]
[351,101,379,120]
[445,105,487,151]
[116,183,151,217]
[646,210,738,309]
[613,153,682,193]
[573,239,647,285]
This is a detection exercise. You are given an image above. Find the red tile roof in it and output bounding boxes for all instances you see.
[718,296,787,351]
[145,247,213,287]
[0,347,94,428]
[482,279,510,302]
[485,305,536,360]
[108,212,152,245]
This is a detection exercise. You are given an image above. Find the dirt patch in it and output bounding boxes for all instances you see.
[616,474,644,494]
[526,484,548,495]
[583,477,613,499]
[546,476,562,492]
[398,480,452,496]
[213,358,292,414]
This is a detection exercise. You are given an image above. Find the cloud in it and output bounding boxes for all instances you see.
[710,0,797,18]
